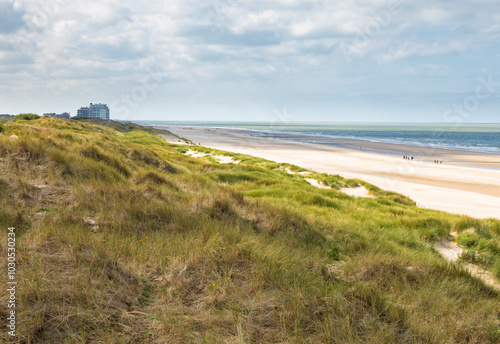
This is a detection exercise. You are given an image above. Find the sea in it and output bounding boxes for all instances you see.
[138,121,500,154]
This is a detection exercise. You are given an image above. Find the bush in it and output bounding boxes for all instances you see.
[14,113,40,121]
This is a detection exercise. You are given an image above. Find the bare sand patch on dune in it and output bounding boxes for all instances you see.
[213,155,240,164]
[285,168,311,175]
[304,178,330,189]
[185,150,209,158]
[339,186,374,198]
[435,236,500,291]
[185,149,240,164]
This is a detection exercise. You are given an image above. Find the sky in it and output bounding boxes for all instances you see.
[1,0,499,123]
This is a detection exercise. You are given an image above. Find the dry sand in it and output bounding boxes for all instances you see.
[304,178,330,190]
[161,126,500,220]
[339,186,374,198]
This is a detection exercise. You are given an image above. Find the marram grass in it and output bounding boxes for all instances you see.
[0,117,499,343]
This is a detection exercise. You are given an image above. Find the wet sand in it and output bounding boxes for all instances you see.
[160,126,500,220]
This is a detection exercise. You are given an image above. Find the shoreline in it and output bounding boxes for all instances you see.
[159,125,500,220]
[227,128,500,170]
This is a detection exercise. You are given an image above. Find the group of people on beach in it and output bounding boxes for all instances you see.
[403,155,444,164]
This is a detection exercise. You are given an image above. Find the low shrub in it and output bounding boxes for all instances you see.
[14,113,40,121]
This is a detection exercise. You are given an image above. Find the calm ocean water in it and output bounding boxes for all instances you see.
[263,129,500,154]
[141,122,500,154]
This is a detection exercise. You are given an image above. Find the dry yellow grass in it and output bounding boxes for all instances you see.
[0,117,499,343]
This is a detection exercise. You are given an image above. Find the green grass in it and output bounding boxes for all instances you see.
[1,116,500,343]
[456,222,500,278]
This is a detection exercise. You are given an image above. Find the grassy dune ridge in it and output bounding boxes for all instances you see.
[1,117,500,343]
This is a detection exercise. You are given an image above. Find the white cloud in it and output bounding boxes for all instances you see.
[1,0,500,120]
[379,39,472,63]
[419,7,458,26]
[402,64,448,76]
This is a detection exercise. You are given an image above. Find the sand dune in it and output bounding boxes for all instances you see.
[161,126,500,220]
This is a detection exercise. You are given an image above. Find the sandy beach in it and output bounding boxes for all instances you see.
[161,126,500,220]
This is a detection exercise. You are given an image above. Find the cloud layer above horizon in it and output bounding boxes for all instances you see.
[1,0,499,122]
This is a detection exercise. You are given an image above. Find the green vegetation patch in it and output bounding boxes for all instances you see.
[0,117,499,343]
[14,113,40,121]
